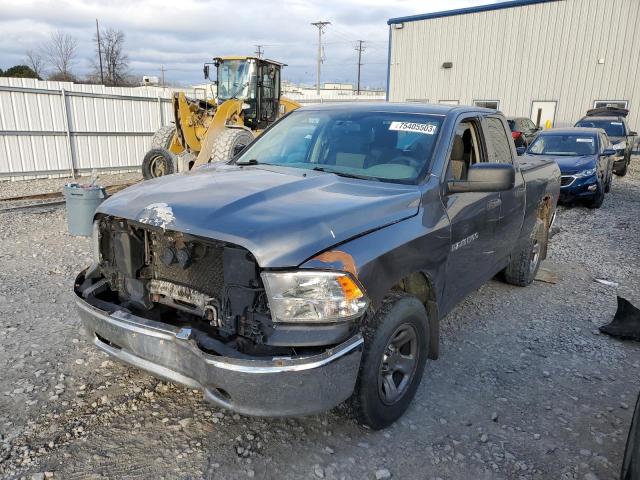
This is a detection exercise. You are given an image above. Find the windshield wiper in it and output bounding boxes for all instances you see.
[236,158,259,165]
[312,166,378,181]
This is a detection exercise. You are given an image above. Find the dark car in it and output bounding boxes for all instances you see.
[507,116,541,149]
[74,103,560,429]
[575,107,637,176]
[526,127,616,208]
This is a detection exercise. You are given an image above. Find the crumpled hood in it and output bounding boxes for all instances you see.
[97,164,421,267]
[535,155,596,174]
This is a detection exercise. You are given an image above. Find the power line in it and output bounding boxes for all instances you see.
[355,40,366,95]
[254,45,264,58]
[159,65,166,87]
[311,21,331,94]
[95,19,104,84]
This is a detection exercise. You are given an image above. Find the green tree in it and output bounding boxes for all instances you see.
[2,65,40,79]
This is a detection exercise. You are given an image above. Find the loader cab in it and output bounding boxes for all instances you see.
[210,57,283,130]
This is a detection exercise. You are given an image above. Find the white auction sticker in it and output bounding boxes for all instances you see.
[611,122,623,125]
[576,138,594,143]
[389,121,437,135]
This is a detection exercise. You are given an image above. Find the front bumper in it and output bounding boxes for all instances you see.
[559,174,598,202]
[75,297,363,416]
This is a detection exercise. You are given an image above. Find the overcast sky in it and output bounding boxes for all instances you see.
[0,0,504,88]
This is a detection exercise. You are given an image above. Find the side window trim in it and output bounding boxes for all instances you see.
[481,115,514,164]
[443,117,486,182]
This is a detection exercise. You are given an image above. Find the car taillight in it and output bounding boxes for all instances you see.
[512,131,522,139]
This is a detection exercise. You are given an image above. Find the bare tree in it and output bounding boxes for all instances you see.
[24,50,45,79]
[93,28,129,86]
[41,31,78,81]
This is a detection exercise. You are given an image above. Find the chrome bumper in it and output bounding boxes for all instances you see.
[76,297,363,416]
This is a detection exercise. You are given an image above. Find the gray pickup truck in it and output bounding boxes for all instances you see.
[75,103,560,429]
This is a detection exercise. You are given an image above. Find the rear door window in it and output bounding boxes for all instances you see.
[484,117,513,164]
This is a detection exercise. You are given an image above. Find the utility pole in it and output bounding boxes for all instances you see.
[160,65,166,87]
[254,45,264,58]
[355,40,365,95]
[311,21,331,95]
[95,19,104,84]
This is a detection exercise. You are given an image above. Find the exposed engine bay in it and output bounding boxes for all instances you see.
[77,216,355,358]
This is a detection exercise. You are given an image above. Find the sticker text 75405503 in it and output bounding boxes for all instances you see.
[389,121,437,135]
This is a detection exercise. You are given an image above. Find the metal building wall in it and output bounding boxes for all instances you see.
[0,78,174,179]
[388,0,640,130]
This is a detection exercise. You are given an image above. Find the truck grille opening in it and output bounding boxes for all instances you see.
[152,234,225,298]
[93,216,271,349]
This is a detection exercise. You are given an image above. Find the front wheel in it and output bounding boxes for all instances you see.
[587,184,605,209]
[503,218,546,286]
[210,128,255,163]
[350,292,428,430]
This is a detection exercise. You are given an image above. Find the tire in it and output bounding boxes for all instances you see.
[150,124,176,150]
[587,183,605,209]
[350,292,429,430]
[142,148,176,180]
[621,393,640,480]
[615,159,629,177]
[605,170,612,193]
[210,128,255,163]
[504,218,546,287]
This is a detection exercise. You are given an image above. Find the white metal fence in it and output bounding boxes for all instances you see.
[0,78,175,179]
[0,78,386,180]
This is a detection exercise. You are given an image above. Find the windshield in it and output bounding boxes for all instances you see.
[235,110,443,183]
[575,119,625,137]
[217,60,257,101]
[528,134,597,156]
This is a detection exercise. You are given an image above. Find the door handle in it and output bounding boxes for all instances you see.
[487,198,501,210]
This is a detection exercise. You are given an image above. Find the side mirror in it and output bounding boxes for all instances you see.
[516,146,526,156]
[447,163,516,193]
[203,65,210,79]
[602,148,616,156]
[629,131,637,136]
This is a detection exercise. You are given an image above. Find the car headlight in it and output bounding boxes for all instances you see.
[574,167,597,178]
[612,142,626,151]
[261,271,369,323]
[91,220,101,265]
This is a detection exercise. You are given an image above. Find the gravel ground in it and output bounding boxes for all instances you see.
[0,161,639,480]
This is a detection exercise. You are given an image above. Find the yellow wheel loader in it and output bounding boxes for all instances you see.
[142,56,301,179]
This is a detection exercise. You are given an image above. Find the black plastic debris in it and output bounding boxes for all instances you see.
[600,297,640,340]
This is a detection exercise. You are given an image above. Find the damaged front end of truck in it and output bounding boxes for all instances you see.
[74,214,368,416]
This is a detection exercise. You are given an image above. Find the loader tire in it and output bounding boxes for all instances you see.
[210,128,254,163]
[150,124,176,150]
[142,148,176,179]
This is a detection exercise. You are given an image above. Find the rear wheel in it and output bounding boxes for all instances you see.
[142,148,176,179]
[350,292,428,430]
[605,170,612,193]
[210,128,255,163]
[150,124,176,150]
[504,218,546,286]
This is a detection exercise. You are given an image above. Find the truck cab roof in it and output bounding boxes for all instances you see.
[298,101,496,116]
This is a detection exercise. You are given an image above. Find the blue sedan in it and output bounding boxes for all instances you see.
[525,128,616,208]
